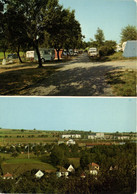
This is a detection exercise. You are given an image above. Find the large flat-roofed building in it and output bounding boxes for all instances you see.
[62,134,72,138]
[88,132,104,139]
[71,134,81,138]
[95,132,104,138]
[62,134,81,139]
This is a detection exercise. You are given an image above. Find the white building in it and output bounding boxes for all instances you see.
[117,136,130,140]
[71,134,81,138]
[95,132,104,138]
[88,133,104,139]
[62,134,72,138]
[88,134,96,139]
[62,134,81,139]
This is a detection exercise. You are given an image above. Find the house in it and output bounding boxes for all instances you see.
[80,172,86,179]
[67,164,75,172]
[88,163,99,175]
[66,139,76,145]
[3,172,13,179]
[35,170,44,178]
[123,40,137,57]
[56,167,69,178]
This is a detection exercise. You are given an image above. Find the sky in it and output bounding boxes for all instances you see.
[0,97,136,132]
[59,0,137,43]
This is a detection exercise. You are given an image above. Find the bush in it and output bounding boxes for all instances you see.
[99,40,116,57]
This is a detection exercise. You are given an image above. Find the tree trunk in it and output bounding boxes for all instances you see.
[17,45,23,63]
[56,49,60,61]
[35,43,42,68]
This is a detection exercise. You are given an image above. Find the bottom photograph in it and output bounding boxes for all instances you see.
[0,97,136,194]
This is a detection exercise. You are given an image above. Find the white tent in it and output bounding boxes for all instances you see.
[123,40,137,58]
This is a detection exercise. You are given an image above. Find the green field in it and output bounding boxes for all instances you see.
[1,158,56,176]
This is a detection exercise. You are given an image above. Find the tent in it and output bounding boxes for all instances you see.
[123,40,137,58]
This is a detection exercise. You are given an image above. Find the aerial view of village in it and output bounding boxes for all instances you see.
[0,97,136,193]
[0,128,136,193]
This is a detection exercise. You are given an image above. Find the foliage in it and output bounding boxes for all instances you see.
[50,145,68,166]
[46,7,82,60]
[94,27,105,47]
[120,25,137,43]
[99,40,116,56]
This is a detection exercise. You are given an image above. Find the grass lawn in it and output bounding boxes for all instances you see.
[90,51,137,62]
[0,64,61,95]
[1,157,56,176]
[106,69,136,96]
[68,158,80,168]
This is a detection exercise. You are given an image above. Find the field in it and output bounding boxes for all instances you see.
[1,158,56,176]
[0,128,60,145]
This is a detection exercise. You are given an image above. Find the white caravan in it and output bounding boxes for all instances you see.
[88,48,98,57]
[122,40,137,58]
[26,51,34,59]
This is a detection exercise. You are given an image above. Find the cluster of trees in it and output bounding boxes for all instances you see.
[0,0,83,67]
[0,142,136,193]
[85,25,137,57]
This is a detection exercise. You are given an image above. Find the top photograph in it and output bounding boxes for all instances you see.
[0,0,136,96]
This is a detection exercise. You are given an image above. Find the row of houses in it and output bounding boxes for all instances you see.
[1,163,100,180]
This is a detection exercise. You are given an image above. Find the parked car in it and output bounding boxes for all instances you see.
[7,53,18,60]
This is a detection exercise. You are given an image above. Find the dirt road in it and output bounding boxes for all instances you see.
[17,53,136,96]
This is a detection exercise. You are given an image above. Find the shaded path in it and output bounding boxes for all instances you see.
[19,53,136,96]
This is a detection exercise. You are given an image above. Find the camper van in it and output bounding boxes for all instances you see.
[34,48,55,62]
[88,48,98,57]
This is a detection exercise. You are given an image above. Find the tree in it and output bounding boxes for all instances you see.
[11,152,19,158]
[0,1,9,59]
[50,145,68,166]
[94,27,105,47]
[46,7,82,60]
[6,0,60,67]
[120,25,137,43]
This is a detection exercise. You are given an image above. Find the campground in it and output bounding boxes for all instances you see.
[0,52,136,96]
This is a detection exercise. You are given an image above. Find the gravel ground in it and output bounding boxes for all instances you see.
[17,53,136,96]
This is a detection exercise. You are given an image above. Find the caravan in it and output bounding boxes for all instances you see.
[26,48,55,62]
[88,48,98,57]
[34,48,55,62]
